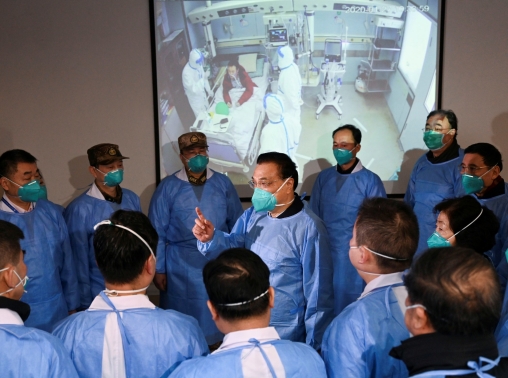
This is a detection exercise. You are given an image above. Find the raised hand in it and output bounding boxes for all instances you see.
[192,207,215,243]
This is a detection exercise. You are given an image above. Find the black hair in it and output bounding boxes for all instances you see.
[256,152,298,190]
[93,210,158,284]
[427,109,458,131]
[405,247,501,336]
[332,124,362,145]
[0,220,24,268]
[227,59,240,69]
[464,143,503,172]
[434,196,499,255]
[203,248,270,321]
[0,149,37,178]
[356,197,419,272]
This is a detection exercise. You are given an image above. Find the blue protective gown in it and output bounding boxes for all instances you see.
[148,169,243,344]
[322,284,409,378]
[197,204,335,350]
[167,339,326,377]
[52,295,209,378]
[473,183,508,268]
[0,324,78,377]
[496,310,508,357]
[310,163,386,314]
[64,187,141,309]
[0,200,79,331]
[404,151,465,256]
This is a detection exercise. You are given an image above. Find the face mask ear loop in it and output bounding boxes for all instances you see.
[451,208,484,239]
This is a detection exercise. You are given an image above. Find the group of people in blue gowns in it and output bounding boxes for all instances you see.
[3,105,508,377]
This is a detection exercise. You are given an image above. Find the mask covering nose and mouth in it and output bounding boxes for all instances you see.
[461,165,497,195]
[251,177,292,212]
[2,177,41,202]
[95,168,124,187]
[423,129,453,150]
[186,155,209,173]
[333,145,358,166]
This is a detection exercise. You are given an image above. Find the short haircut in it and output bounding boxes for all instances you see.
[0,149,37,178]
[427,109,458,131]
[434,196,499,255]
[257,152,298,190]
[405,247,501,336]
[93,210,158,284]
[203,248,270,321]
[356,197,419,272]
[332,124,362,145]
[0,220,24,268]
[464,142,503,172]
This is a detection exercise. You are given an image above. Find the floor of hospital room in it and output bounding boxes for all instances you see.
[296,84,404,194]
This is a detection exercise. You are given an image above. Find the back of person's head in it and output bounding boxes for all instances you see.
[464,143,503,172]
[0,149,37,178]
[332,124,362,145]
[94,210,158,284]
[0,220,24,268]
[203,248,270,321]
[356,197,419,272]
[427,109,458,131]
[405,247,501,336]
[257,152,298,190]
[434,196,499,254]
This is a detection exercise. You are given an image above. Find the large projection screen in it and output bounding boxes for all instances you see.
[152,0,443,198]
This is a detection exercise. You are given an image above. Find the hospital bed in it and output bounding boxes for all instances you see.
[190,53,270,172]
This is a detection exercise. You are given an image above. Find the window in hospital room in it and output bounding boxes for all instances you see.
[151,0,444,197]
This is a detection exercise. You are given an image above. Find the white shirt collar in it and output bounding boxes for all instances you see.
[213,327,280,354]
[359,271,404,299]
[0,194,35,213]
[175,167,214,182]
[88,293,156,311]
[87,182,106,200]
[0,308,24,325]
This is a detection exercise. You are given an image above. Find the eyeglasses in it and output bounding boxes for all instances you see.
[248,179,280,190]
[459,164,490,175]
[422,126,451,133]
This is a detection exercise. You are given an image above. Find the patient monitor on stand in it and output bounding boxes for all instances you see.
[316,39,345,120]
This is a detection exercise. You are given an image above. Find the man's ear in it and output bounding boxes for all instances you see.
[88,166,98,178]
[408,307,434,336]
[207,300,219,321]
[268,287,275,309]
[145,255,156,276]
[0,177,10,191]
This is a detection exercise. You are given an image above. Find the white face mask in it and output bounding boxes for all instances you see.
[0,267,29,296]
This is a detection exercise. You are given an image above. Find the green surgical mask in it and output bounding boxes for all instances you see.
[423,130,451,150]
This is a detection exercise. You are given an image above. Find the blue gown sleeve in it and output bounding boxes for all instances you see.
[197,210,249,260]
[322,314,366,378]
[64,204,93,309]
[57,213,80,311]
[301,222,334,350]
[148,182,171,274]
[404,166,417,208]
[48,334,80,377]
[309,173,322,217]
[368,173,387,198]
[224,178,243,232]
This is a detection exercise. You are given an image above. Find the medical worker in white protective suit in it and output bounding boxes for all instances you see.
[166,248,326,378]
[0,220,79,377]
[277,46,302,143]
[52,210,208,378]
[182,49,212,118]
[259,93,300,163]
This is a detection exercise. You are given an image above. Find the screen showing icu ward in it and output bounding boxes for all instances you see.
[153,0,442,197]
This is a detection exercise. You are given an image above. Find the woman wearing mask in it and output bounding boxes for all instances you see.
[427,195,499,259]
